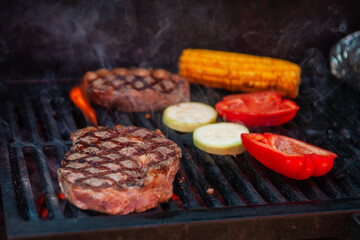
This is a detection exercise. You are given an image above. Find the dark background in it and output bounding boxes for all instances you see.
[0,0,359,80]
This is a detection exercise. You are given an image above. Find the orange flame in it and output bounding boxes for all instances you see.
[70,86,98,126]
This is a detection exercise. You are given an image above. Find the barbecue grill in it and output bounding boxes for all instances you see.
[0,74,359,239]
[1,1,360,239]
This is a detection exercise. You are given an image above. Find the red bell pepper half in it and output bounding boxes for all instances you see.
[215,91,299,127]
[241,133,337,180]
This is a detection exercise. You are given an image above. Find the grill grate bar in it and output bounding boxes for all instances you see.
[340,165,360,188]
[250,160,309,202]
[5,102,39,220]
[0,131,21,222]
[330,164,360,197]
[6,102,21,142]
[12,146,39,220]
[113,111,133,126]
[21,95,41,141]
[313,175,346,199]
[34,148,63,219]
[326,132,360,174]
[213,155,266,205]
[297,179,330,200]
[171,138,223,207]
[21,94,64,219]
[133,112,156,130]
[237,153,288,203]
[190,148,246,206]
[176,142,224,208]
[172,171,202,209]
[53,97,78,135]
[314,132,360,197]
[10,92,94,219]
[95,106,114,128]
[38,95,61,140]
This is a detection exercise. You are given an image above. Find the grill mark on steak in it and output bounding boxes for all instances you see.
[84,67,190,112]
[61,166,146,191]
[58,126,181,193]
[88,68,184,93]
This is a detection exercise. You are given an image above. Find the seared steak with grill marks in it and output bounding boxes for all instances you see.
[84,68,190,112]
[57,125,181,215]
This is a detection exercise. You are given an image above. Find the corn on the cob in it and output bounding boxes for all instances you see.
[179,49,301,98]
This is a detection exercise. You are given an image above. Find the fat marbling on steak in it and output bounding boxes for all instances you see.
[84,68,190,112]
[57,125,181,215]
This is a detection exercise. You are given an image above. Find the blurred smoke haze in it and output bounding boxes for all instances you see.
[0,0,359,79]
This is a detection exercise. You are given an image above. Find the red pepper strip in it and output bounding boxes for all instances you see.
[215,91,299,127]
[241,133,337,180]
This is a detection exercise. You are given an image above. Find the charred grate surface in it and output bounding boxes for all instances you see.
[0,77,360,239]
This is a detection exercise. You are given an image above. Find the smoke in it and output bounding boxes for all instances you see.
[0,0,357,79]
[138,17,171,68]
[1,1,138,76]
[241,3,349,61]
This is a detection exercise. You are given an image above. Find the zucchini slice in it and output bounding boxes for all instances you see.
[193,122,249,155]
[163,102,217,133]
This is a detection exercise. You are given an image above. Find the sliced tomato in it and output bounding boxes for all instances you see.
[241,133,337,180]
[215,91,299,127]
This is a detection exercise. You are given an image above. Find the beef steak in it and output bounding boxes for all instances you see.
[84,68,190,112]
[57,125,181,215]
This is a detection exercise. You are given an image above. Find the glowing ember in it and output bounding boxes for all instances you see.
[37,195,49,219]
[36,194,49,219]
[57,192,65,200]
[37,193,66,219]
[70,86,98,126]
[172,194,180,201]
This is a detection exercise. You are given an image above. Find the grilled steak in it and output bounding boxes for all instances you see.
[84,68,190,112]
[57,125,181,215]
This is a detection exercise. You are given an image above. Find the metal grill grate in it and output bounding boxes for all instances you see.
[0,77,360,239]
